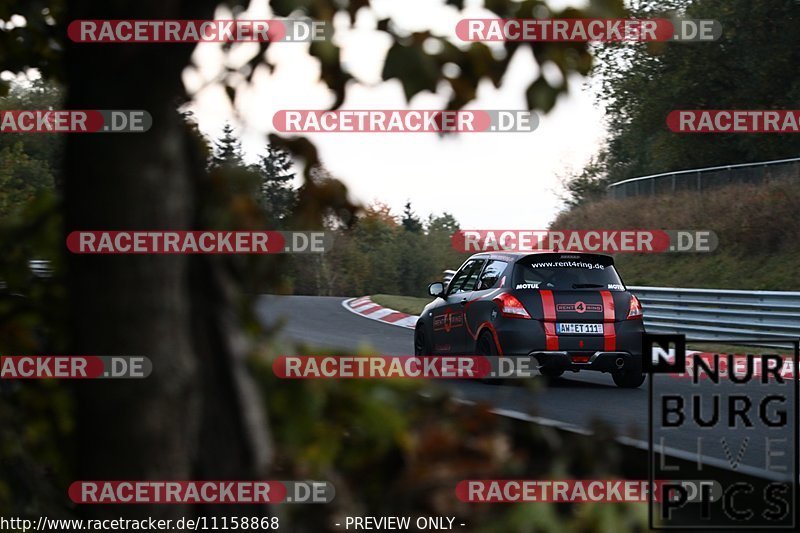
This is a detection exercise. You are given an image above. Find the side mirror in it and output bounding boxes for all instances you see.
[428,282,445,298]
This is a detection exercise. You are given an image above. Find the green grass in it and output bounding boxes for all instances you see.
[610,250,800,291]
[552,182,800,291]
[371,294,431,315]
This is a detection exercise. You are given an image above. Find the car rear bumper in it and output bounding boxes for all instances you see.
[531,350,642,373]
[486,316,645,356]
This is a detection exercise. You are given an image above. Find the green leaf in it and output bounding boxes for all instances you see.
[382,42,440,102]
[526,76,559,112]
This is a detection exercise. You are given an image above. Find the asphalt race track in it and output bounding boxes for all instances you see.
[256,295,796,480]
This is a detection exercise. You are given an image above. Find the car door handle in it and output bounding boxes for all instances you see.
[460,298,468,306]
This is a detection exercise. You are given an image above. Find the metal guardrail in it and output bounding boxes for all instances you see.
[607,156,800,199]
[440,271,800,345]
[630,286,800,346]
[28,259,53,279]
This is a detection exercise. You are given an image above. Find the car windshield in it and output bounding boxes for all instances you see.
[514,256,625,291]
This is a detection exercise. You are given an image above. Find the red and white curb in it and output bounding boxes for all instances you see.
[342,296,419,330]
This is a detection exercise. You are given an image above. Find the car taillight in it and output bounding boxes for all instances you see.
[493,293,531,319]
[627,295,643,320]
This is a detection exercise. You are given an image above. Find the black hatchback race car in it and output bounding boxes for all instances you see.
[414,251,646,388]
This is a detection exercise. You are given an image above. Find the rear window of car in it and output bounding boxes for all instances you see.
[513,255,625,291]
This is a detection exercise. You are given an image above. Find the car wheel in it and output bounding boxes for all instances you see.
[612,369,646,388]
[414,327,430,356]
[476,331,503,385]
[476,331,497,357]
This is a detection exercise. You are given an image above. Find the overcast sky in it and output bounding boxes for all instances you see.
[184,0,607,229]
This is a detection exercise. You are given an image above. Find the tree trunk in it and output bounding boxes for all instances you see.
[64,0,271,519]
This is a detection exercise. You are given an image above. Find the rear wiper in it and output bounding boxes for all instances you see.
[571,283,606,288]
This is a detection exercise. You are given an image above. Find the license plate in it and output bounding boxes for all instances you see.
[556,323,603,335]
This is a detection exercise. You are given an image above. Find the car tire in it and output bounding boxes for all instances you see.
[612,369,646,388]
[414,326,431,356]
[476,331,503,385]
[476,331,498,357]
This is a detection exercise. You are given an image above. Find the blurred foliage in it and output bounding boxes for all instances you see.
[0,141,53,217]
[258,0,623,115]
[565,0,800,205]
[552,181,800,290]
[0,80,62,217]
[252,0,627,173]
[0,191,71,517]
[251,345,649,532]
[0,1,64,95]
[0,0,651,529]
